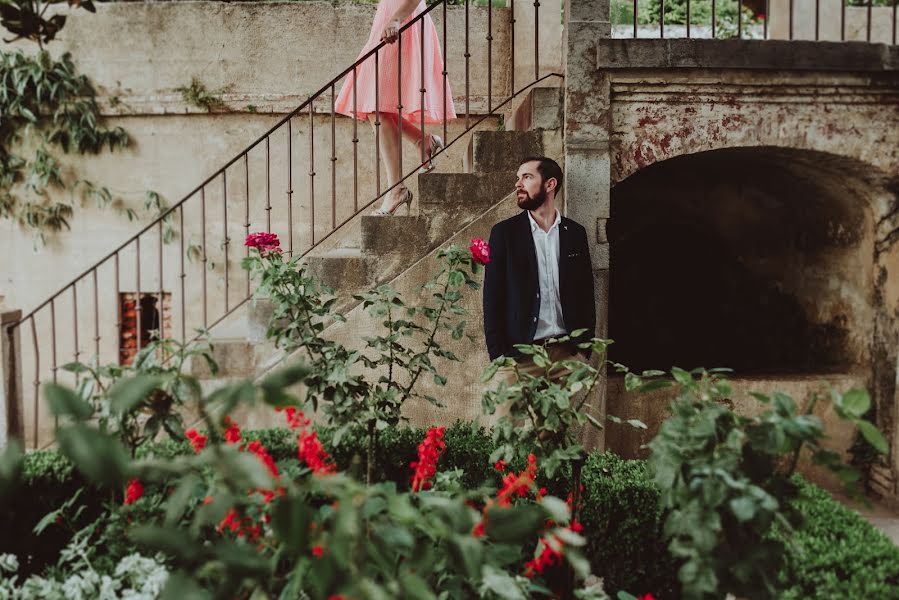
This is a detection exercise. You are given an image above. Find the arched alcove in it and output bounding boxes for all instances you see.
[608,147,878,375]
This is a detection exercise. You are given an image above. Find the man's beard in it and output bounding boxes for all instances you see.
[517,188,547,211]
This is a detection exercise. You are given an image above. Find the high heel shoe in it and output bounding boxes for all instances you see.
[370,187,413,216]
[417,134,445,174]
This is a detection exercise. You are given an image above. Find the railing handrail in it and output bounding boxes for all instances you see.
[10,0,452,330]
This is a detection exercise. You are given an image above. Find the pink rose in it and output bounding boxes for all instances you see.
[245,232,282,256]
[469,238,490,265]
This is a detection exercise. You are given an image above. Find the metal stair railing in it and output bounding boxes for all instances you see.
[6,0,564,449]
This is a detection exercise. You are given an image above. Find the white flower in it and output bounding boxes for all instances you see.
[0,554,18,574]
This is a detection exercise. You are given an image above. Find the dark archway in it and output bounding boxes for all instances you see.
[608,147,876,375]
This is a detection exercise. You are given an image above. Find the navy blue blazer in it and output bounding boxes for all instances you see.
[483,211,596,361]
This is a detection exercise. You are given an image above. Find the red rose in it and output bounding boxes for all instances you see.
[312,545,324,557]
[245,232,282,257]
[469,238,490,265]
[124,479,144,505]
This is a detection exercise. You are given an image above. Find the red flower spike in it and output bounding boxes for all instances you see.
[638,595,656,600]
[185,428,207,453]
[223,416,242,445]
[298,430,337,475]
[493,460,506,472]
[123,479,144,505]
[312,545,324,557]
[469,238,490,265]
[410,426,446,492]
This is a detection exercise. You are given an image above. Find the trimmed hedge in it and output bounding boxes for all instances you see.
[4,423,899,598]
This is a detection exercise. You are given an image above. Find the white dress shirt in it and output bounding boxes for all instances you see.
[528,209,566,340]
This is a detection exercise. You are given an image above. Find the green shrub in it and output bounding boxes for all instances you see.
[775,478,899,599]
[7,426,899,597]
[580,452,680,598]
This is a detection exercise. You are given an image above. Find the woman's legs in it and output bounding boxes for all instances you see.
[367,113,409,213]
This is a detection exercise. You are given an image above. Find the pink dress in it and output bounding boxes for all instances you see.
[335,0,456,124]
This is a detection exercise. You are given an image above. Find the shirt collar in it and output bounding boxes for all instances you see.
[527,209,561,234]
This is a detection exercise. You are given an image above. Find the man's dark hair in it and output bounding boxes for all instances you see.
[520,156,563,197]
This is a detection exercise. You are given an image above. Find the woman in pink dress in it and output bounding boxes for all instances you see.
[335,0,456,216]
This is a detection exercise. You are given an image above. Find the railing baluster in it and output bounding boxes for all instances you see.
[92,269,100,358]
[30,316,39,449]
[534,0,540,77]
[465,0,470,129]
[222,171,229,313]
[789,0,794,39]
[661,0,666,38]
[841,0,846,40]
[158,220,165,342]
[309,103,316,247]
[201,187,208,329]
[50,299,57,384]
[179,205,186,343]
[398,28,405,181]
[444,0,449,143]
[72,284,80,366]
[893,0,897,45]
[421,19,427,169]
[135,237,142,354]
[487,0,493,113]
[712,0,716,38]
[633,0,638,37]
[375,50,382,197]
[352,67,359,213]
[245,153,251,297]
[266,137,272,232]
[508,0,514,97]
[687,0,691,37]
[816,0,820,40]
[867,0,873,42]
[331,83,337,230]
[114,252,121,358]
[287,118,294,255]
[765,0,769,39]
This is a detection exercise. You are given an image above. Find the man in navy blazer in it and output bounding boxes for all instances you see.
[483,157,596,362]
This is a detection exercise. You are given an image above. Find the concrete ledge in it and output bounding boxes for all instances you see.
[598,39,899,72]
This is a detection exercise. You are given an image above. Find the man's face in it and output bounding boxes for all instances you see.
[515,161,549,211]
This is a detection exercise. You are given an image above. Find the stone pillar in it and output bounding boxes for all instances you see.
[563,0,611,450]
[1,310,24,451]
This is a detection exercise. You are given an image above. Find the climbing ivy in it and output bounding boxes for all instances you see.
[0,49,138,241]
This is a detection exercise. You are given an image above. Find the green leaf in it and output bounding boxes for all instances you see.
[45,383,93,420]
[485,505,544,543]
[842,389,871,419]
[671,367,692,385]
[260,364,309,406]
[540,496,570,524]
[164,475,200,526]
[398,570,437,600]
[626,418,648,429]
[160,570,213,600]
[857,420,888,454]
[271,498,313,557]
[130,525,202,561]
[729,497,757,523]
[108,375,163,415]
[0,439,23,498]
[480,565,526,600]
[56,425,130,486]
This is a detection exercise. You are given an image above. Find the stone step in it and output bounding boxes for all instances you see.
[360,215,430,256]
[191,339,262,379]
[305,248,377,295]
[467,130,543,174]
[419,172,515,211]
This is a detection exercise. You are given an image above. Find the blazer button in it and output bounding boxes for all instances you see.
[536,293,540,299]
[533,317,537,322]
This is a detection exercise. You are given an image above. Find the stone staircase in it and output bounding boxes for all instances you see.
[190,87,564,427]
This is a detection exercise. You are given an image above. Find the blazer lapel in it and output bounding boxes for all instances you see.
[558,217,572,278]
[519,211,538,284]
